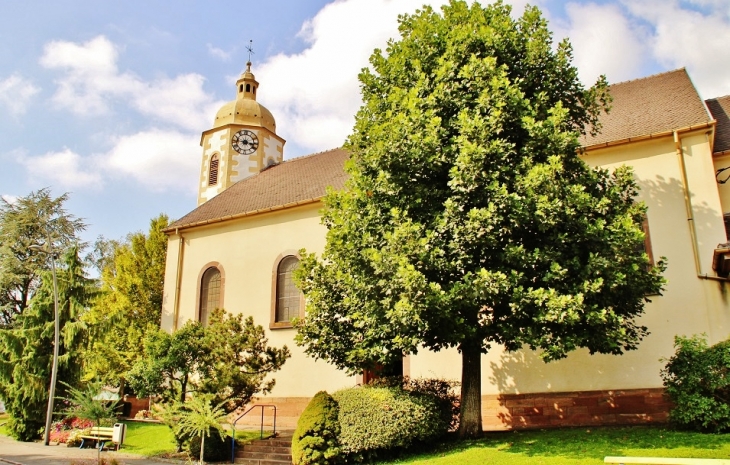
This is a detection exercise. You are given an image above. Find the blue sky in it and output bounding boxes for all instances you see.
[1,0,729,245]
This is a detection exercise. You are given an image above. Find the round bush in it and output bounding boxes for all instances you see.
[187,432,232,462]
[292,391,343,465]
[662,335,730,432]
[333,385,448,458]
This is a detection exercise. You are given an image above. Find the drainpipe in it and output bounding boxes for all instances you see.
[173,228,185,331]
[675,130,729,282]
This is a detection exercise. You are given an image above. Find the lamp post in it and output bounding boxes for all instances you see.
[29,241,60,446]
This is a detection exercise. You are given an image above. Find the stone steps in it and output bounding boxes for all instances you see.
[234,433,293,465]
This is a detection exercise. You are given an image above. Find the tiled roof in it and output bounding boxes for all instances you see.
[166,148,348,231]
[581,68,712,148]
[706,95,730,154]
[169,69,716,232]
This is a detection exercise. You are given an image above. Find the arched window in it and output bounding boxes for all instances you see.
[199,267,221,326]
[275,256,300,324]
[245,84,251,93]
[208,154,219,186]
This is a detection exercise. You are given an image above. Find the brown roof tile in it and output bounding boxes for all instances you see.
[166,148,349,231]
[581,68,712,147]
[169,69,715,232]
[706,95,730,154]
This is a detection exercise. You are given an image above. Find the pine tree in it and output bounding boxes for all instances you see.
[0,247,96,440]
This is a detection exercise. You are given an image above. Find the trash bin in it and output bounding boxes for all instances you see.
[112,423,126,449]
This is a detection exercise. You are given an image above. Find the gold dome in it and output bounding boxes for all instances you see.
[212,62,276,133]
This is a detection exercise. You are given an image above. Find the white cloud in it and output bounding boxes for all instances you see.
[256,0,452,155]
[18,148,103,189]
[102,129,200,192]
[558,2,648,86]
[0,74,40,116]
[1,194,18,205]
[621,0,730,98]
[207,43,232,61]
[39,35,220,129]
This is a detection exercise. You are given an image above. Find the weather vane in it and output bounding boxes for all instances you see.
[246,40,254,62]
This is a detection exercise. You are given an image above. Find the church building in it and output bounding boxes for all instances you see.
[161,63,730,430]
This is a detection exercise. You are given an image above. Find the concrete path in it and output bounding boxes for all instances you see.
[0,435,186,465]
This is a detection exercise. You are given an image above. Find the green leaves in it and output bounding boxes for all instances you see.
[128,309,290,414]
[295,0,664,437]
[0,188,86,327]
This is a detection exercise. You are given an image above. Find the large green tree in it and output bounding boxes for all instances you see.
[82,214,169,388]
[295,0,666,438]
[0,188,85,326]
[0,247,96,440]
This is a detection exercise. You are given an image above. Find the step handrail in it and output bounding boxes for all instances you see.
[230,404,277,463]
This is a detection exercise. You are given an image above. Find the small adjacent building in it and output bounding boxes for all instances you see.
[161,65,730,430]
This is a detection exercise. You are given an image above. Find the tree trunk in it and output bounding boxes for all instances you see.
[200,434,205,465]
[458,338,483,438]
[180,374,188,403]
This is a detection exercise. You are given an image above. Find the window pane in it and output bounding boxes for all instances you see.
[200,267,221,326]
[276,256,300,323]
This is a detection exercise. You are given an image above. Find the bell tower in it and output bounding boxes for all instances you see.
[197,62,286,205]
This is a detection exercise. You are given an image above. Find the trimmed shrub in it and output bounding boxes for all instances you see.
[370,377,460,431]
[187,432,232,462]
[292,391,343,465]
[333,384,448,459]
[662,334,730,432]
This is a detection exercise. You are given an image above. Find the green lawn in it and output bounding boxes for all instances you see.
[0,413,9,437]
[380,426,730,465]
[119,420,177,457]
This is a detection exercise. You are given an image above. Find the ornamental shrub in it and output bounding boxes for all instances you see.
[333,385,448,460]
[187,433,232,462]
[292,391,343,465]
[370,377,460,431]
[661,334,730,432]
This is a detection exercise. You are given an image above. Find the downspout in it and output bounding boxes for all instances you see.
[172,228,185,331]
[675,130,728,282]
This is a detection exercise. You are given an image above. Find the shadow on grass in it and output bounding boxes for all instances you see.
[381,426,730,464]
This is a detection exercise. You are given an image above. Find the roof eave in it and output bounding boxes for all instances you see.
[582,121,716,152]
[163,197,323,234]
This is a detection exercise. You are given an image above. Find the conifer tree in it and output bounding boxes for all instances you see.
[0,188,85,327]
[82,214,169,388]
[0,247,96,440]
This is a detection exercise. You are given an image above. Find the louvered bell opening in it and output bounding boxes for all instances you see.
[208,156,219,186]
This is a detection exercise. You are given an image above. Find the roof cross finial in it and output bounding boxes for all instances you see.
[246,40,254,63]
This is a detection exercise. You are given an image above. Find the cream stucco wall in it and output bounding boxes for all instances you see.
[161,203,355,397]
[165,129,730,400]
[410,130,730,395]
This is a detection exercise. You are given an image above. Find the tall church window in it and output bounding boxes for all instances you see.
[199,266,221,326]
[275,255,300,325]
[208,154,219,186]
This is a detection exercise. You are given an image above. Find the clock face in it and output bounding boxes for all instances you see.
[232,129,259,155]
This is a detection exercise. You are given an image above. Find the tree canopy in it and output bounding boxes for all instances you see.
[82,214,169,388]
[0,247,96,440]
[0,188,85,326]
[128,308,290,413]
[295,0,666,437]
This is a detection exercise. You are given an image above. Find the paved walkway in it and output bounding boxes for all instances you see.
[0,435,186,465]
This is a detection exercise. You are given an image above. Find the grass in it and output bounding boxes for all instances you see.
[0,413,8,436]
[379,426,730,465]
[119,420,176,456]
[118,421,273,457]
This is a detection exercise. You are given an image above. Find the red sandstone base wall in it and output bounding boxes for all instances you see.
[483,388,671,430]
[235,388,671,432]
